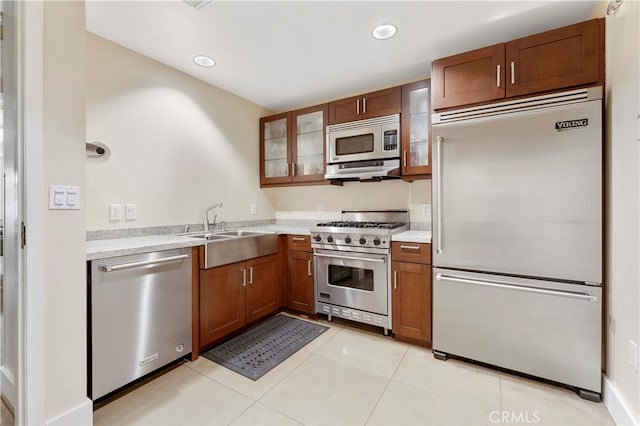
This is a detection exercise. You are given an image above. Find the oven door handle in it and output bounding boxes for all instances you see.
[314,253,386,263]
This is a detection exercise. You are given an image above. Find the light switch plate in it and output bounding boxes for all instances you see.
[125,204,137,220]
[250,203,257,215]
[49,185,80,210]
[110,204,122,221]
[422,204,431,216]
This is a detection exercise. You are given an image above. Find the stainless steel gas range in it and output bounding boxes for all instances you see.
[310,210,409,334]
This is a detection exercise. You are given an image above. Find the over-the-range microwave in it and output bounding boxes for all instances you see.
[325,114,400,180]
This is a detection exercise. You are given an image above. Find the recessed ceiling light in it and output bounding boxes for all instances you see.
[371,24,397,40]
[193,55,216,68]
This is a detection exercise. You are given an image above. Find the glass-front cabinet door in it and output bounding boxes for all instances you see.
[260,112,291,186]
[260,104,328,187]
[401,79,431,178]
[291,104,327,183]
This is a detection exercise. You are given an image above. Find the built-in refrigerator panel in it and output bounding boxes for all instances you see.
[432,95,602,284]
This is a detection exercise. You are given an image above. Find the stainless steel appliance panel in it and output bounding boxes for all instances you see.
[315,248,388,315]
[433,268,602,392]
[432,98,602,283]
[90,248,192,399]
[327,114,400,164]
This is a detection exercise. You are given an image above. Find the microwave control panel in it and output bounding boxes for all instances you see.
[383,130,398,151]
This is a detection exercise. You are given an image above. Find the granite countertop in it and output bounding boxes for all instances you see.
[86,235,204,260]
[86,225,429,260]
[391,230,432,244]
[86,225,312,260]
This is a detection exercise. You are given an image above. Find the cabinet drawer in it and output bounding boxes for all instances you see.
[287,234,312,252]
[391,242,431,264]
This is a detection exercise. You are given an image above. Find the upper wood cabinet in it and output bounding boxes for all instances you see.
[432,18,604,110]
[432,44,505,111]
[291,105,328,183]
[260,104,328,187]
[505,19,603,98]
[260,112,291,186]
[401,79,432,179]
[329,86,401,125]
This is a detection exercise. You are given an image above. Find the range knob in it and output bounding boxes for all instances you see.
[313,235,322,242]
[373,238,381,246]
[327,235,334,243]
[359,237,367,245]
[344,236,352,244]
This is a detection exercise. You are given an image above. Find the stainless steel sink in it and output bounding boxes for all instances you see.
[188,233,232,241]
[216,230,270,237]
[178,229,277,268]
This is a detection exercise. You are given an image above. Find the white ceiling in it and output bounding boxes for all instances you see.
[86,1,596,112]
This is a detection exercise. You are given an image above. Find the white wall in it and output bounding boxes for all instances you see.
[42,1,91,422]
[272,179,432,225]
[593,0,640,423]
[86,33,273,230]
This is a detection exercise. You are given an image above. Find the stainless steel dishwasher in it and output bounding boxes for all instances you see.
[89,248,192,400]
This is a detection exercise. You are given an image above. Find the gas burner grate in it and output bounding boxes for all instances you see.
[315,221,405,229]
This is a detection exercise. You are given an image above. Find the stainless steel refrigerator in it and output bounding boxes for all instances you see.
[431,87,602,401]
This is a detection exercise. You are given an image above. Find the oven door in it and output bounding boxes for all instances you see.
[314,248,389,315]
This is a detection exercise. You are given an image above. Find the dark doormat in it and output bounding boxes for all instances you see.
[202,314,329,381]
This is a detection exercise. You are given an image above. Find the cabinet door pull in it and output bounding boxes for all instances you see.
[400,244,421,251]
[496,64,501,88]
[510,61,515,85]
[363,97,367,114]
[292,237,307,242]
[307,260,312,276]
[394,270,398,290]
[356,99,360,115]
[403,150,407,168]
[248,267,254,285]
[241,269,247,287]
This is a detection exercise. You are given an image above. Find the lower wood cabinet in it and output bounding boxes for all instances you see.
[391,242,432,346]
[199,253,280,349]
[286,235,315,315]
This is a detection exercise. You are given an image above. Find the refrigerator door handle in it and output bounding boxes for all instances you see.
[435,136,444,254]
[435,273,598,302]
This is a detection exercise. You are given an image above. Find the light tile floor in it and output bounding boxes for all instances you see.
[94,315,614,426]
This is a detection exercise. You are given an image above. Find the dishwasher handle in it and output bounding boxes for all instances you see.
[102,254,190,272]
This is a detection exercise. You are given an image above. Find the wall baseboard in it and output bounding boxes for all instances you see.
[604,377,639,426]
[45,398,92,426]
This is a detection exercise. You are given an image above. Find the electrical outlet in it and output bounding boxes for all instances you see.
[250,203,257,216]
[318,204,325,213]
[423,203,431,216]
[630,340,638,371]
[125,204,137,220]
[109,204,122,221]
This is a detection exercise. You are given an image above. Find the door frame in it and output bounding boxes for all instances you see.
[1,0,46,424]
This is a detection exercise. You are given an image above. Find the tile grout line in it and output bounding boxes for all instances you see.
[362,345,410,425]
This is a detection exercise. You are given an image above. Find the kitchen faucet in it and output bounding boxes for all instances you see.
[203,202,223,232]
